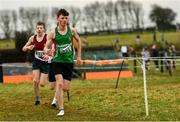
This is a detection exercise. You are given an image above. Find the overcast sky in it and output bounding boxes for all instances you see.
[0,0,180,11]
[0,0,180,20]
[0,0,180,9]
[0,0,180,27]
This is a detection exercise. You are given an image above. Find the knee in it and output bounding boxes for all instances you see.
[63,87,69,92]
[49,83,56,90]
[63,88,68,92]
[50,86,55,90]
[40,84,45,87]
[33,79,39,84]
[57,82,63,88]
[39,80,46,87]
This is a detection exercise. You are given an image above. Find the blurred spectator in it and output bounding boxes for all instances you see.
[135,34,141,45]
[113,38,120,57]
[159,41,169,72]
[141,45,150,70]
[120,45,128,57]
[128,45,135,57]
[169,43,176,69]
[113,38,120,50]
[113,38,120,45]
[153,31,157,42]
[160,33,165,42]
[164,42,170,70]
[150,43,159,70]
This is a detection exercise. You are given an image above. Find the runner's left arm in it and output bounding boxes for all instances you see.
[71,27,81,64]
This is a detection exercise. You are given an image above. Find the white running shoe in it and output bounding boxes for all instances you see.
[51,98,56,104]
[51,98,57,108]
[57,109,64,116]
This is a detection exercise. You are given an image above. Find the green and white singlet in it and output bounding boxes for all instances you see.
[53,25,75,63]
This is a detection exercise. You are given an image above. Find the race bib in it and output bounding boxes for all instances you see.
[58,44,72,54]
[35,50,45,60]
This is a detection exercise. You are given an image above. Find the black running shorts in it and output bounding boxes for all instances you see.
[53,62,74,81]
[49,63,56,82]
[32,59,49,74]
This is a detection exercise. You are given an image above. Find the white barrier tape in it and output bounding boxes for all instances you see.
[0,56,180,68]
[1,64,32,68]
[1,64,180,71]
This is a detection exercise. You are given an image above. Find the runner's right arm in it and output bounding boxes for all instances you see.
[44,31,54,56]
[22,36,34,52]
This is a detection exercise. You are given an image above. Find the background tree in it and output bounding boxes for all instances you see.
[51,7,59,18]
[104,1,114,30]
[39,7,49,29]
[149,5,177,30]
[19,7,49,35]
[129,1,144,30]
[83,2,103,32]
[0,10,17,39]
[51,7,59,29]
[121,0,129,29]
[12,10,18,37]
[114,0,123,29]
[68,6,81,27]
[0,1,146,37]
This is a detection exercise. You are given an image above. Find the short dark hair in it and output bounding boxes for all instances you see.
[57,9,69,18]
[36,21,46,29]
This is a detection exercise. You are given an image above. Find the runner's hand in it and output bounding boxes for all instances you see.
[27,45,34,50]
[43,54,49,61]
[22,45,34,52]
[44,49,52,56]
[76,56,81,65]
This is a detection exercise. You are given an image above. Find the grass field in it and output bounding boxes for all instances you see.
[0,31,179,121]
[1,31,180,50]
[83,31,180,48]
[0,40,15,49]
[0,63,179,121]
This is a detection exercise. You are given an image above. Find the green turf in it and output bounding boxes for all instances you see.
[0,64,179,121]
[1,31,180,50]
[82,31,180,48]
[0,31,179,120]
[0,40,15,49]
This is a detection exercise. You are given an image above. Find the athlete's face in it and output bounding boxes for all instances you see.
[57,15,68,27]
[36,25,45,36]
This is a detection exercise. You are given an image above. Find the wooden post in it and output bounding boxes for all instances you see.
[115,60,124,89]
[168,60,172,76]
[134,51,137,74]
[160,52,164,73]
